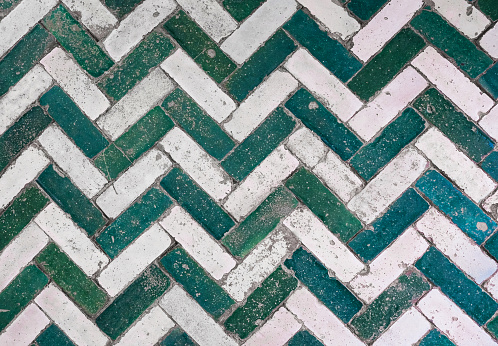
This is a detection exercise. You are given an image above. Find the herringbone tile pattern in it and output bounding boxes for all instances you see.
[1,0,498,344]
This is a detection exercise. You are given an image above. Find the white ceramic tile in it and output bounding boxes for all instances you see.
[0,304,49,345]
[243,307,301,346]
[480,23,498,59]
[285,127,328,168]
[432,0,490,38]
[61,0,117,39]
[372,308,431,346]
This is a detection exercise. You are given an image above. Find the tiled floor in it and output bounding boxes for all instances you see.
[1,0,498,345]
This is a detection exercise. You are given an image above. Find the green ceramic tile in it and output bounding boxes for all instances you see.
[285,247,362,322]
[0,265,48,330]
[286,167,363,242]
[160,327,196,346]
[413,88,494,162]
[99,32,174,101]
[161,168,234,240]
[0,0,21,11]
[225,30,296,101]
[162,89,235,160]
[487,315,498,338]
[479,62,498,99]
[40,86,109,158]
[115,106,174,161]
[221,107,295,181]
[479,0,498,20]
[351,271,430,342]
[288,330,324,346]
[42,5,114,77]
[222,0,265,21]
[419,329,455,346]
[164,11,237,83]
[36,324,75,346]
[221,186,298,258]
[348,28,425,101]
[224,267,298,339]
[96,265,170,340]
[0,106,51,171]
[37,165,106,236]
[94,144,132,180]
[97,188,172,258]
[102,0,142,18]
[36,243,108,315]
[284,10,362,82]
[285,89,363,160]
[481,151,498,181]
[350,108,426,180]
[161,247,235,319]
[0,186,48,251]
[411,9,492,78]
[0,24,55,95]
[347,0,389,20]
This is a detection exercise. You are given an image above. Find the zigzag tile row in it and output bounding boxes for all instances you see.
[1,0,498,344]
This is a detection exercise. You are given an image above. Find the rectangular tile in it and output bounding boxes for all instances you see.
[0,304,50,346]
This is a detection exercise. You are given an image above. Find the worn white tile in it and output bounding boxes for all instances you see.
[297,0,360,40]
[38,125,108,198]
[286,287,364,346]
[285,49,363,122]
[286,127,328,168]
[347,147,427,224]
[61,0,117,39]
[97,68,174,140]
[0,65,52,136]
[412,46,493,121]
[175,0,237,42]
[417,289,497,346]
[0,304,49,345]
[483,188,498,218]
[41,47,110,120]
[96,148,172,218]
[36,284,109,346]
[98,224,172,297]
[224,146,299,221]
[432,0,490,39]
[160,285,239,346]
[484,271,498,300]
[223,70,298,141]
[244,307,301,346]
[0,223,49,292]
[161,49,236,123]
[351,0,424,62]
[35,203,109,276]
[416,208,497,284]
[284,208,364,282]
[347,66,428,141]
[103,0,176,61]
[479,104,498,142]
[221,0,297,64]
[313,150,364,202]
[480,23,498,59]
[160,206,236,280]
[373,308,431,346]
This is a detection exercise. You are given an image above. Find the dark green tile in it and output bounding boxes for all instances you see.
[348,28,425,101]
[413,88,494,162]
[347,0,388,20]
[479,62,498,99]
[0,0,21,11]
[221,186,297,258]
[351,271,430,342]
[479,0,498,20]
[411,9,492,78]
[349,188,429,262]
[115,106,174,161]
[224,267,298,339]
[160,327,196,346]
[36,324,75,346]
[481,151,498,181]
[42,5,114,77]
[225,30,296,101]
[285,248,362,322]
[284,10,362,82]
[285,89,363,160]
[160,168,234,240]
[94,144,132,180]
[0,24,55,95]
[0,186,48,251]
[223,0,265,21]
[419,329,455,346]
[286,167,362,242]
[350,108,425,180]
[162,89,234,160]
[97,188,172,258]
[487,314,498,338]
[164,11,236,83]
[96,265,170,340]
[0,265,48,330]
[160,247,234,319]
[288,330,324,346]
[37,165,106,236]
[416,247,498,325]
[0,106,51,171]
[36,243,108,315]
[40,86,109,158]
[99,32,175,101]
[222,107,295,180]
[416,170,497,245]
[103,0,142,18]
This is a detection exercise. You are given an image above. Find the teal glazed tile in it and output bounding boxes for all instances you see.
[288,330,324,346]
[160,327,196,346]
[36,324,75,346]
[419,329,455,346]
[479,62,498,99]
